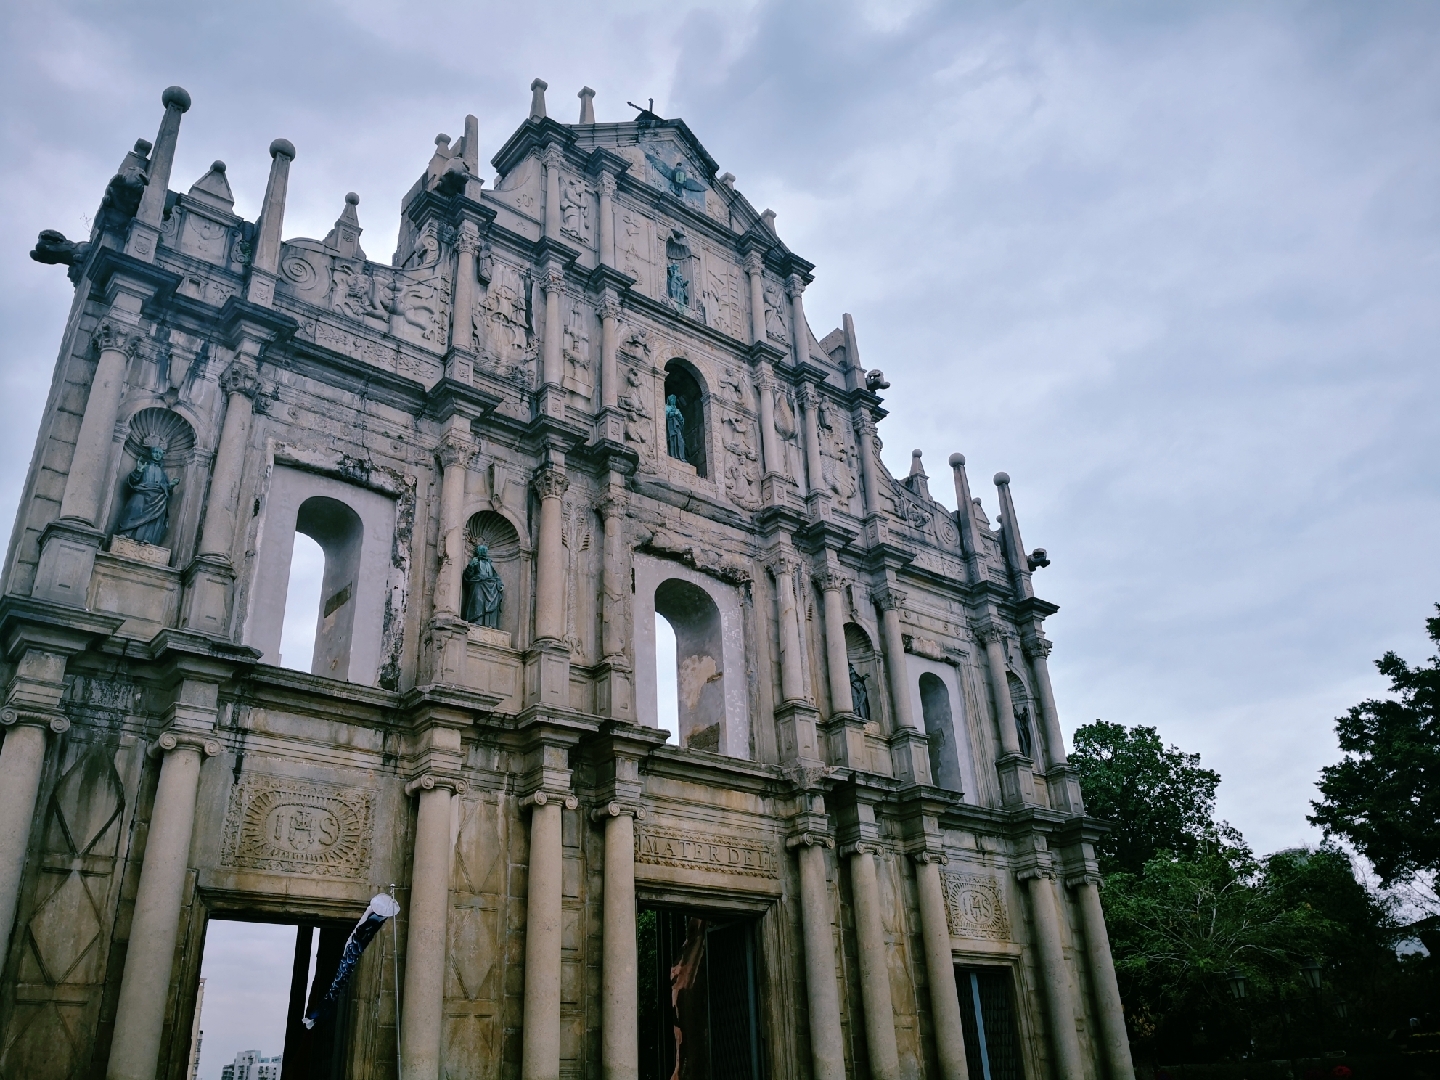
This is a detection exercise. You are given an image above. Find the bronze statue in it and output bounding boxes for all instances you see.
[114,443,177,546]
[849,663,870,721]
[665,394,687,461]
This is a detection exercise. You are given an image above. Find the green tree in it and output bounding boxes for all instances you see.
[1070,721,1234,875]
[1310,605,1440,896]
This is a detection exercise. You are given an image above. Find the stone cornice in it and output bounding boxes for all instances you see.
[85,246,181,309]
[423,377,502,424]
[0,594,124,660]
[490,116,579,176]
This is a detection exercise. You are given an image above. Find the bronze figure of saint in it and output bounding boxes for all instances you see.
[114,443,177,546]
[849,663,870,721]
[462,542,504,628]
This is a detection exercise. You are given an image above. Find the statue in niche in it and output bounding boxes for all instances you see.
[762,278,790,345]
[1014,702,1034,759]
[462,542,504,628]
[114,441,178,546]
[665,230,692,310]
[665,395,687,461]
[849,664,870,721]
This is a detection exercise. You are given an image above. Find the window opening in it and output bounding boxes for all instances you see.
[919,672,964,792]
[653,578,726,753]
[956,966,1023,1080]
[663,361,706,476]
[278,533,324,673]
[655,611,680,745]
[637,907,764,1080]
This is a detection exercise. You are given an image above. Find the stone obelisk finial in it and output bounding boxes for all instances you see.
[530,79,549,120]
[246,138,296,306]
[126,85,191,260]
[948,453,983,584]
[577,86,596,124]
[993,471,1034,599]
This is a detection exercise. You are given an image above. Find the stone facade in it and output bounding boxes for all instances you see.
[0,82,1134,1080]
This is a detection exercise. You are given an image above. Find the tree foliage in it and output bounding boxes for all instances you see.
[1310,605,1440,892]
[1070,720,1234,875]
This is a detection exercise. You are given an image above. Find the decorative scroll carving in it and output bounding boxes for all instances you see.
[220,775,375,880]
[635,823,779,879]
[942,871,1011,941]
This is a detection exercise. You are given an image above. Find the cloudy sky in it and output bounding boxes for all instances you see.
[2,1,1437,1072]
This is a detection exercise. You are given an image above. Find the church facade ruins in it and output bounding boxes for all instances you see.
[0,81,1135,1080]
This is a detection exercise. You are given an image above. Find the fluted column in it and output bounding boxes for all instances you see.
[874,588,917,731]
[744,251,766,345]
[400,775,463,1080]
[0,709,67,972]
[433,429,472,618]
[913,854,970,1080]
[847,844,900,1080]
[771,557,806,704]
[798,383,826,500]
[1023,870,1084,1080]
[59,319,141,526]
[451,222,481,354]
[755,364,782,478]
[599,290,619,413]
[125,86,190,261]
[522,790,576,1080]
[598,172,616,268]
[541,264,565,390]
[787,273,808,367]
[543,144,563,241]
[533,464,569,643]
[108,732,219,1080]
[196,359,259,558]
[598,493,625,664]
[596,801,641,1080]
[817,572,853,716]
[790,832,845,1080]
[1074,877,1135,1080]
[245,139,296,307]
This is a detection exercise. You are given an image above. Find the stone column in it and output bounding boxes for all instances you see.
[451,221,481,354]
[1023,870,1085,1080]
[598,493,625,664]
[1074,877,1136,1080]
[744,251,766,346]
[798,383,826,500]
[125,86,190,261]
[847,844,901,1080]
[787,273,808,367]
[0,710,66,971]
[522,790,576,1080]
[771,557,806,704]
[755,364,782,478]
[400,775,462,1080]
[107,732,219,1080]
[58,319,142,526]
[532,464,569,643]
[432,427,472,619]
[541,264,565,390]
[818,572,853,716]
[598,172,616,268]
[874,589,916,731]
[543,144,563,241]
[790,832,846,1080]
[597,801,640,1080]
[599,290,619,414]
[245,139,296,307]
[913,855,970,1080]
[980,626,1021,758]
[1024,636,1068,770]
[853,410,882,519]
[195,359,259,558]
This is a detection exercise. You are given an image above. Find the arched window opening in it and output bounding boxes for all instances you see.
[662,360,707,476]
[654,578,724,753]
[294,496,364,679]
[920,672,964,793]
[1007,672,1034,760]
[278,532,325,672]
[654,612,680,745]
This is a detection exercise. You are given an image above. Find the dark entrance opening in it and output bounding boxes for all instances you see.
[956,965,1024,1080]
[637,907,763,1080]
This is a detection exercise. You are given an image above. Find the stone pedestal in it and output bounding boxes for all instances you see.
[821,714,869,770]
[888,728,933,787]
[32,519,103,608]
[179,554,235,636]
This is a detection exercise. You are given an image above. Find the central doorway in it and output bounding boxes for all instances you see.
[637,907,764,1080]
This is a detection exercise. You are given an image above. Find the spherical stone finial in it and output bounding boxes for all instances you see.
[161,86,192,113]
[134,138,153,155]
[531,78,549,91]
[948,453,965,468]
[211,160,226,173]
[436,133,451,147]
[994,471,1010,485]
[269,138,296,160]
[912,449,923,460]
[345,191,359,205]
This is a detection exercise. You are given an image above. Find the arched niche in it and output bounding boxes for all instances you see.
[463,509,526,642]
[1007,671,1035,760]
[107,407,197,555]
[632,552,749,758]
[843,622,884,727]
[662,358,708,477]
[907,657,978,799]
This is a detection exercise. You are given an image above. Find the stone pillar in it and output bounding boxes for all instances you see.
[400,775,461,1080]
[521,790,576,1080]
[787,273,808,367]
[913,855,970,1080]
[993,471,1034,599]
[107,732,219,1080]
[451,221,481,354]
[1074,877,1136,1080]
[596,490,632,720]
[530,79,549,120]
[245,139,296,307]
[853,410,882,519]
[58,319,141,527]
[195,359,259,558]
[597,801,640,1080]
[1023,870,1085,1080]
[771,557,806,704]
[532,464,568,643]
[755,364,782,478]
[790,832,845,1080]
[981,626,1021,758]
[0,710,66,972]
[599,290,619,413]
[125,86,190,261]
[433,427,472,619]
[543,144,563,241]
[744,251,766,346]
[598,172,616,268]
[947,454,984,584]
[1024,636,1067,770]
[578,86,596,125]
[798,383,826,501]
[847,844,901,1080]
[875,589,916,731]
[541,264,565,390]
[818,572,853,717]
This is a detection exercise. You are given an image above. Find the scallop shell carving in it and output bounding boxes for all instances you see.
[464,511,522,560]
[123,408,196,469]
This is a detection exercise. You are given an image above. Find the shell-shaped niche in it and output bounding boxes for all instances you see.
[123,408,196,469]
[464,511,522,560]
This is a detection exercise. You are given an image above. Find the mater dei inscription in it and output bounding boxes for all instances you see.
[220,775,375,880]
[635,822,780,879]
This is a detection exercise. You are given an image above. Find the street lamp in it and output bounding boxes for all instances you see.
[1299,957,1322,990]
[1228,970,1248,1000]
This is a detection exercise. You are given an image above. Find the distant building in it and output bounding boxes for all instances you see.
[228,1050,281,1080]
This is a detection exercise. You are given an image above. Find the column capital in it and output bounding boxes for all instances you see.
[786,273,806,298]
[1065,870,1103,889]
[94,318,143,359]
[599,288,622,319]
[597,171,616,197]
[589,798,646,823]
[150,728,221,758]
[838,840,882,858]
[541,263,566,292]
[813,568,849,593]
[541,143,564,170]
[766,551,801,580]
[437,430,474,470]
[785,830,834,851]
[521,790,578,811]
[596,491,627,521]
[404,771,468,796]
[532,463,570,501]
[743,250,764,275]
[910,849,949,867]
[220,359,261,399]
[977,622,1007,646]
[455,220,483,255]
[0,706,68,735]
[872,584,907,612]
[1022,633,1053,659]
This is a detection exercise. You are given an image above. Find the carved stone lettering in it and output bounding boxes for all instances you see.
[221,775,374,879]
[942,871,1011,940]
[634,823,779,879]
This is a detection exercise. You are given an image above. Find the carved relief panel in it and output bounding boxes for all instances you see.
[220,774,375,880]
[942,870,1011,941]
